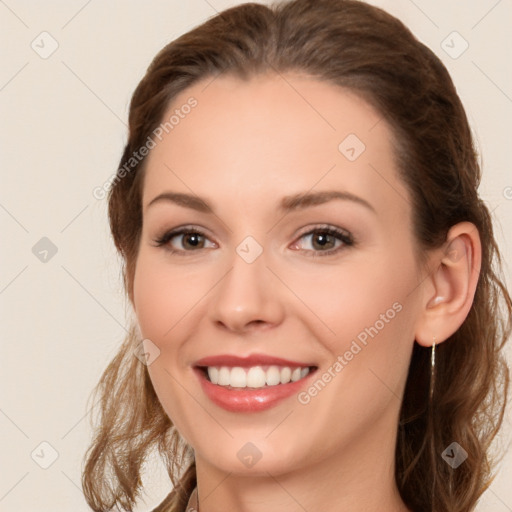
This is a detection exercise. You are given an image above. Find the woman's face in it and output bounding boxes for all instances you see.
[133,73,426,476]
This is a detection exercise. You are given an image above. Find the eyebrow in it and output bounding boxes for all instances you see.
[145,190,376,214]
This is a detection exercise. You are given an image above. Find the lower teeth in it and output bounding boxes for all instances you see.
[217,383,283,390]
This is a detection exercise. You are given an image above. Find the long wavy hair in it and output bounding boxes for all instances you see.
[81,1,512,511]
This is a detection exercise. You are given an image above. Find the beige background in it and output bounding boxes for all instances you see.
[1,0,511,510]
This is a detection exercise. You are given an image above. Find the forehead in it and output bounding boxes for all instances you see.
[141,72,410,220]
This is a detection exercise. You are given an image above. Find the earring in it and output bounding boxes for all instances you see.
[429,335,436,400]
[429,336,437,510]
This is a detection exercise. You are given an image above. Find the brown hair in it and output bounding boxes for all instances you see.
[82,1,511,511]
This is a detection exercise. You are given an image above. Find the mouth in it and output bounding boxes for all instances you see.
[193,354,318,412]
[197,364,316,389]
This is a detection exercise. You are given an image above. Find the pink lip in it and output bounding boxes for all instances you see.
[193,354,317,413]
[194,353,314,368]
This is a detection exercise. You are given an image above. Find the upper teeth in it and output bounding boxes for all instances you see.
[207,366,310,388]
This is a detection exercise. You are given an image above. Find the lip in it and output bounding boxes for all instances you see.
[193,353,317,413]
[194,353,314,368]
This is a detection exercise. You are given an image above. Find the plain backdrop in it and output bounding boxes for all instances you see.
[1,1,511,511]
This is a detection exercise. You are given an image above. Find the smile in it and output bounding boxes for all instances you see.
[204,365,312,389]
[193,354,318,412]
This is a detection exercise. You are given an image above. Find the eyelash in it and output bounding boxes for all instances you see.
[152,224,355,258]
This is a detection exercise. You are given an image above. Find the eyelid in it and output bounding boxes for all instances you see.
[294,223,352,241]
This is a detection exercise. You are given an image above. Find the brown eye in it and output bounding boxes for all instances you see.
[310,231,337,250]
[153,227,216,254]
[179,232,206,250]
[292,226,354,257]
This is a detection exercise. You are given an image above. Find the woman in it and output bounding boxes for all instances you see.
[82,1,511,511]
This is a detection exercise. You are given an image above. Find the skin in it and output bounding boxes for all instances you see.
[131,73,481,512]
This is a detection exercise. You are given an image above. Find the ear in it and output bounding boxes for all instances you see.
[414,221,482,347]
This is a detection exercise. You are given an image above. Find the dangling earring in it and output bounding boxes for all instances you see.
[429,335,437,511]
[429,335,436,400]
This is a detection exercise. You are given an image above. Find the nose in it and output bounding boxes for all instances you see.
[209,246,285,334]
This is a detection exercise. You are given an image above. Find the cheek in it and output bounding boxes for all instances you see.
[292,254,412,344]
[133,252,207,341]
[289,254,417,423]
[132,252,207,436]
[288,249,419,407]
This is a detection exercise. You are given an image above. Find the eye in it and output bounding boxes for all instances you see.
[152,226,216,254]
[291,225,354,257]
[152,224,354,257]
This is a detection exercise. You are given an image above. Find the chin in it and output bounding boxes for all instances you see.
[195,437,311,477]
